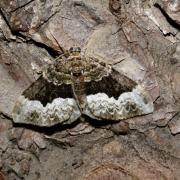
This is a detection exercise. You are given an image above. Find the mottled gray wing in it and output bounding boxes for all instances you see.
[83,57,112,82]
[42,56,112,85]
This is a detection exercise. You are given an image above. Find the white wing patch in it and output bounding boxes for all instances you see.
[13,96,81,127]
[84,85,153,121]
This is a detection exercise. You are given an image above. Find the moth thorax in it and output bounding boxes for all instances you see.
[70,64,84,77]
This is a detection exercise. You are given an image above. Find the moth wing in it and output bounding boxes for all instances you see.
[83,70,153,120]
[83,57,112,82]
[12,76,81,127]
[84,86,154,121]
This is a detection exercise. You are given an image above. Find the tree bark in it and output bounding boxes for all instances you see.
[0,0,179,179]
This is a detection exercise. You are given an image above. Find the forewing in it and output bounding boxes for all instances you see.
[85,69,136,99]
[83,70,153,121]
[83,57,112,82]
[12,76,81,127]
[42,62,72,85]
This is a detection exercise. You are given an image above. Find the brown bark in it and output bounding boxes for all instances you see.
[0,0,179,179]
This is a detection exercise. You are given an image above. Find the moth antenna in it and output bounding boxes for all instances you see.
[48,30,66,53]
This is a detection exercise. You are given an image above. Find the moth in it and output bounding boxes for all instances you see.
[12,47,153,127]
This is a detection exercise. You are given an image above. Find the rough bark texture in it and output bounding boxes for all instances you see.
[0,0,180,179]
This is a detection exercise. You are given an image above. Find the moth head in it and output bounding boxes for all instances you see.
[69,47,81,56]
